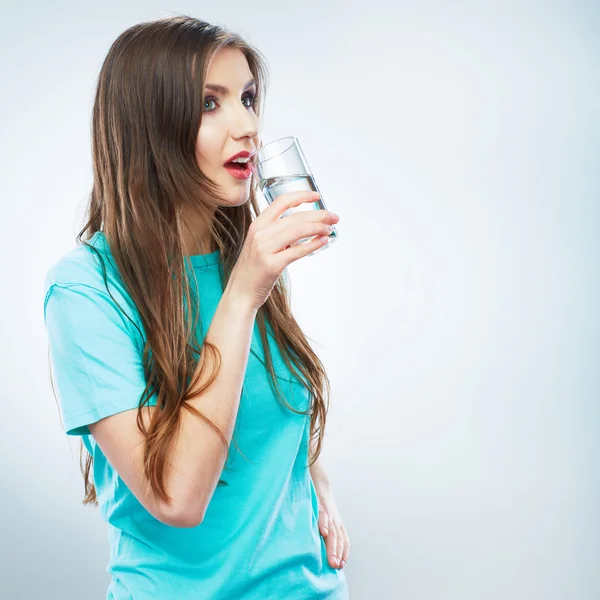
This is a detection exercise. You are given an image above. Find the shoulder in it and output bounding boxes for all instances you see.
[44,231,113,291]
[43,232,141,333]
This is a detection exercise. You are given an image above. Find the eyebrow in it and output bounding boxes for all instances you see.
[204,79,257,95]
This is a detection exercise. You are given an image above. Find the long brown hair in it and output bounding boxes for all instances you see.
[49,15,331,508]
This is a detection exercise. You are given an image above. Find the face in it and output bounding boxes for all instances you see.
[195,46,260,207]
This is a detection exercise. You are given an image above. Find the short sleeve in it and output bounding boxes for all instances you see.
[43,282,156,436]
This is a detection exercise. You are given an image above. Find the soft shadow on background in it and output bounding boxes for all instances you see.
[1,1,598,598]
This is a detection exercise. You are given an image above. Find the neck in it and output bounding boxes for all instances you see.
[181,206,217,256]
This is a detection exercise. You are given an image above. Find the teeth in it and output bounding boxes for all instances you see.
[231,157,249,163]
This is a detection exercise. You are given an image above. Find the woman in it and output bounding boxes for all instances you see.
[43,15,349,600]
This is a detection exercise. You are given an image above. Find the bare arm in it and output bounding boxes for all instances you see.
[88,190,337,528]
[89,282,257,528]
[309,438,332,494]
[160,283,258,525]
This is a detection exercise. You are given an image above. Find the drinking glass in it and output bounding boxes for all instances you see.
[248,136,338,257]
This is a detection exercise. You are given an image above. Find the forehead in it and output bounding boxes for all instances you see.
[205,46,253,83]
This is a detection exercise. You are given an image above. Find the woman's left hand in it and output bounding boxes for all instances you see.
[315,486,350,570]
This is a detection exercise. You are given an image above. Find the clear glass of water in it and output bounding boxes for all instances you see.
[248,136,338,257]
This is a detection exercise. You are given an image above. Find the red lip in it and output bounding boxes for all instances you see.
[224,150,252,165]
[224,162,252,180]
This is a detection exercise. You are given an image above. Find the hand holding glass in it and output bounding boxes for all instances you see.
[248,137,338,257]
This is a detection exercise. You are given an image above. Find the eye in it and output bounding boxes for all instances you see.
[203,96,218,112]
[203,91,257,113]
[242,91,257,109]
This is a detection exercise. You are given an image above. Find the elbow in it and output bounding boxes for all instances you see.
[157,499,206,529]
[165,512,204,529]
[153,477,216,528]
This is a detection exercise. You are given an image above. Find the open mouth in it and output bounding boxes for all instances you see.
[224,161,250,173]
[224,160,252,179]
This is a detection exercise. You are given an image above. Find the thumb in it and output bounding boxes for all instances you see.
[319,513,330,536]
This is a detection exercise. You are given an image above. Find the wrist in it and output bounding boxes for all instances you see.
[310,462,332,492]
[222,282,258,318]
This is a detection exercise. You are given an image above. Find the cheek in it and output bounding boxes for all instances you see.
[195,128,222,171]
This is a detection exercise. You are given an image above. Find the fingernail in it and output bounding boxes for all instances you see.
[341,560,346,568]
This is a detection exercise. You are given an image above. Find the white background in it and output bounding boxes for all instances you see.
[1,1,598,598]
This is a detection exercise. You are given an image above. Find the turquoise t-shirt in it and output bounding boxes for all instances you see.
[43,231,348,600]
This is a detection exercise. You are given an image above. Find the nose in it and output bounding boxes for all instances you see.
[231,102,259,142]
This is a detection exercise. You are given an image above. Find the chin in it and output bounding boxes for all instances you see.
[228,190,251,207]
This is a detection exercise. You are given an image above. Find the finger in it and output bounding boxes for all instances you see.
[282,207,337,225]
[275,233,331,268]
[269,220,333,254]
[260,191,321,224]
[340,524,350,568]
[335,524,345,569]
[334,523,345,569]
[328,522,339,569]
[318,513,329,537]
